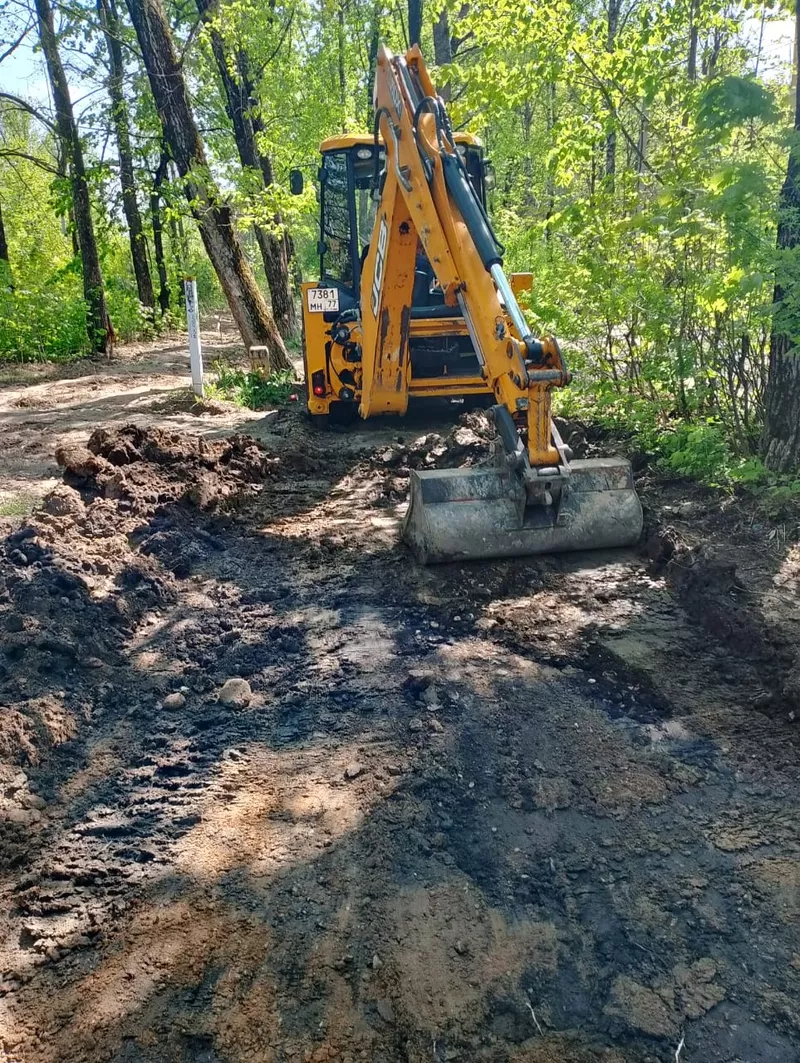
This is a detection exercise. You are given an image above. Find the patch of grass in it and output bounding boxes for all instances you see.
[0,494,37,518]
[206,363,296,409]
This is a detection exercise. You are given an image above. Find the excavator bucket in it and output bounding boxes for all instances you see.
[401,457,643,564]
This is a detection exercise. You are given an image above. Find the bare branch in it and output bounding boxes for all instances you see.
[0,148,60,173]
[0,23,33,66]
[178,12,205,63]
[0,92,56,132]
[570,47,663,182]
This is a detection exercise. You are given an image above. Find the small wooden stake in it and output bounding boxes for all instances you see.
[249,345,271,376]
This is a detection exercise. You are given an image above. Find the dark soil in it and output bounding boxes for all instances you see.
[0,413,798,1063]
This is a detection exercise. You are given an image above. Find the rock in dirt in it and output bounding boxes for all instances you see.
[375,999,395,1024]
[344,762,365,781]
[672,958,726,1018]
[422,685,440,707]
[218,678,252,708]
[646,527,681,567]
[606,975,678,1038]
[162,692,186,710]
[2,808,38,826]
[43,485,85,519]
[403,670,433,695]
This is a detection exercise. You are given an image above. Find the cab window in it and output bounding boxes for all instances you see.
[320,151,353,286]
[352,147,384,256]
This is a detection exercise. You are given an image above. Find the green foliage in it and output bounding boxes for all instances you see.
[207,362,296,408]
[0,493,37,518]
[0,269,90,362]
[451,0,789,478]
[697,76,778,134]
[659,422,734,482]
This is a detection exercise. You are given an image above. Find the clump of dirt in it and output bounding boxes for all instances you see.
[372,409,497,474]
[0,426,296,781]
[56,424,280,513]
[370,410,630,483]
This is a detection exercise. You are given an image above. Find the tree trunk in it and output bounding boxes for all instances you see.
[97,0,155,320]
[151,150,171,314]
[521,99,533,206]
[366,0,382,114]
[0,197,12,288]
[605,0,620,188]
[408,0,422,47]
[123,0,290,369]
[432,9,451,101]
[35,0,109,353]
[764,0,800,471]
[545,82,556,246]
[688,0,698,81]
[194,0,295,338]
[636,106,648,192]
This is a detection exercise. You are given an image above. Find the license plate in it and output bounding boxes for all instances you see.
[307,287,340,313]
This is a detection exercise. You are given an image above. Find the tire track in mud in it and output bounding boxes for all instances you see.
[0,418,799,1063]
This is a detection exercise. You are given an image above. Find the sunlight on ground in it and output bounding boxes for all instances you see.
[388,880,558,1032]
[172,742,399,880]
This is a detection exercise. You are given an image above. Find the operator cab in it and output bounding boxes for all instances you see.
[297,133,493,383]
[308,132,490,312]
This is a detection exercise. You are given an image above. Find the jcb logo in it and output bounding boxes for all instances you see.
[370,216,389,319]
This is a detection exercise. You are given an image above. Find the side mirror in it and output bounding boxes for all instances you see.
[289,168,304,195]
[483,159,496,191]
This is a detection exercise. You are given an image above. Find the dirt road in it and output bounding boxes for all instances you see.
[0,319,266,512]
[0,334,799,1063]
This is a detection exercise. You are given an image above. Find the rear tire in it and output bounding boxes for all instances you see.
[309,401,358,430]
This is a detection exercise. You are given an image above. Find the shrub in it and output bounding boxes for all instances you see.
[207,363,296,408]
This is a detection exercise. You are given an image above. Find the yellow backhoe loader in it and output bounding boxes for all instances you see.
[295,45,642,564]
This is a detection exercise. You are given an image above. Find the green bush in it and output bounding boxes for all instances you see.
[0,276,90,362]
[207,363,296,408]
[658,422,734,482]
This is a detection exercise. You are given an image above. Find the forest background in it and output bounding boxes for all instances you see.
[2,0,800,483]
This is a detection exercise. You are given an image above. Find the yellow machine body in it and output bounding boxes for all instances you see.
[301,131,526,421]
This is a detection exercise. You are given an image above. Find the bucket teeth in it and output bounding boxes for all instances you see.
[401,458,643,564]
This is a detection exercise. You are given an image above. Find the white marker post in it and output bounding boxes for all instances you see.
[184,276,204,397]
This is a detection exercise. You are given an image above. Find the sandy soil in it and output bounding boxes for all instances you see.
[0,329,798,1063]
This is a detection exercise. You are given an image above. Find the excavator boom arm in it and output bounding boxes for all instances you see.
[347,44,643,563]
[361,45,567,466]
